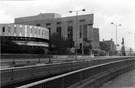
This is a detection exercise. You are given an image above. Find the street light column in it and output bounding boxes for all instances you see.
[75,11,78,57]
[115,25,118,46]
[111,22,121,55]
[82,25,84,55]
[69,9,85,59]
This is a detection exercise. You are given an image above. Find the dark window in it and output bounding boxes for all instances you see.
[56,27,61,37]
[67,26,74,48]
[67,26,73,41]
[83,24,87,40]
[48,28,51,35]
[42,30,43,35]
[14,26,17,33]
[39,29,40,34]
[88,23,93,26]
[79,19,85,22]
[36,24,40,26]
[46,23,51,26]
[57,22,61,25]
[67,20,73,24]
[80,43,82,49]
[79,25,82,38]
[2,27,5,32]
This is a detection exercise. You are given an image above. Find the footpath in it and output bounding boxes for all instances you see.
[100,67,135,88]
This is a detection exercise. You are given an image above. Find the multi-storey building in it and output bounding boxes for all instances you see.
[15,13,99,53]
[0,24,49,53]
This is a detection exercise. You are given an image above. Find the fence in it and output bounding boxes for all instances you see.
[17,58,135,88]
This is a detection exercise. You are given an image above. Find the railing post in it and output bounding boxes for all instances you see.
[61,77,65,88]
[80,71,83,85]
[32,66,35,79]
[11,69,13,80]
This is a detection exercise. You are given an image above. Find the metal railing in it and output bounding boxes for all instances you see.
[1,56,134,87]
[16,58,135,88]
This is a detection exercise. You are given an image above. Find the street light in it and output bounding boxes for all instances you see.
[69,9,85,58]
[111,22,121,55]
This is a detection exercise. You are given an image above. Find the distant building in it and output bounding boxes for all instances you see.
[101,39,116,55]
[92,28,100,49]
[100,41,109,52]
[15,13,99,53]
[0,24,49,53]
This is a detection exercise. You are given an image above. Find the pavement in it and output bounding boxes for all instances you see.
[100,68,135,88]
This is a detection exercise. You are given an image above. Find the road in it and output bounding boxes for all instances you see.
[0,56,132,69]
[100,68,135,88]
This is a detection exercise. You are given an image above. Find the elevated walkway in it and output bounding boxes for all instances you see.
[16,57,135,88]
[100,67,135,88]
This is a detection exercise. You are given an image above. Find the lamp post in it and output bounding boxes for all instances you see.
[69,9,85,58]
[111,22,121,55]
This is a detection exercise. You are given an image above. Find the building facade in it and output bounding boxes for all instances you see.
[0,24,49,53]
[102,39,116,55]
[15,13,100,53]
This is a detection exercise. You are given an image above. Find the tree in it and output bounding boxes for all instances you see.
[84,44,92,55]
[49,33,72,55]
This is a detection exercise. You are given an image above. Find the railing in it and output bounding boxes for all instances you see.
[17,58,135,88]
[1,56,134,87]
[1,55,133,67]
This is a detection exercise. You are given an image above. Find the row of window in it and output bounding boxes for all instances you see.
[1,25,49,39]
[51,25,87,40]
[45,19,86,26]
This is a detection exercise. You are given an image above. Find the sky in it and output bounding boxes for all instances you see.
[0,0,135,50]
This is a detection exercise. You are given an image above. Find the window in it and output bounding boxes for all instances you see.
[56,27,61,37]
[46,23,51,26]
[8,26,11,33]
[80,43,82,49]
[67,26,74,48]
[29,26,32,33]
[48,28,51,35]
[14,25,17,36]
[42,30,43,35]
[36,24,40,26]
[57,22,61,25]
[79,25,82,38]
[2,27,5,32]
[20,26,22,36]
[83,24,87,40]
[35,28,37,34]
[34,29,37,37]
[67,20,73,24]
[39,28,40,34]
[25,25,27,37]
[67,26,73,41]
[79,19,85,22]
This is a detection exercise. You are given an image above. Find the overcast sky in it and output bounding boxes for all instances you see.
[0,0,135,50]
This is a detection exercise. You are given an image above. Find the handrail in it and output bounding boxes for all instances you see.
[17,58,134,88]
[1,56,134,71]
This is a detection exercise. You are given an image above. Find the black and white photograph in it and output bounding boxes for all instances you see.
[0,0,135,88]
